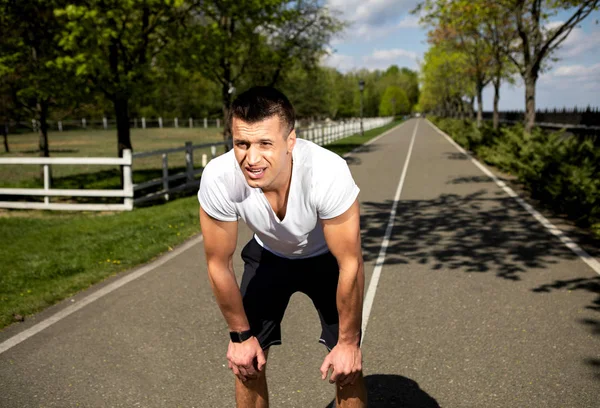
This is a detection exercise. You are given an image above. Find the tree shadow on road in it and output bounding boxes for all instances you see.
[325,374,440,408]
[359,190,575,281]
[359,189,600,380]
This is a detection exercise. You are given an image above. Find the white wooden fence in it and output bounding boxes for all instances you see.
[0,151,133,211]
[0,117,393,211]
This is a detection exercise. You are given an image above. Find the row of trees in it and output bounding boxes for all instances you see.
[415,0,599,132]
[0,0,419,159]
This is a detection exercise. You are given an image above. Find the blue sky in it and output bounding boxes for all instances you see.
[322,0,600,111]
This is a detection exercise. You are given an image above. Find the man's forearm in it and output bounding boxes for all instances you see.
[207,262,250,332]
[336,259,365,346]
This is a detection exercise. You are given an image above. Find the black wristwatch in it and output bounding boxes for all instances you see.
[230,329,253,343]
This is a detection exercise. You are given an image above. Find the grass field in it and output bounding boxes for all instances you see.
[0,127,224,188]
[0,120,402,330]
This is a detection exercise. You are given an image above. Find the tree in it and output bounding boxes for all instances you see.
[0,0,74,162]
[379,86,409,116]
[417,0,495,127]
[418,44,475,117]
[506,0,599,132]
[481,1,518,130]
[184,0,343,143]
[54,1,188,157]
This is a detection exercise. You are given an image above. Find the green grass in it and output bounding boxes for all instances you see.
[0,120,402,330]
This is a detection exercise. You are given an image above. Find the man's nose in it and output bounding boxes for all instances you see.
[247,145,261,165]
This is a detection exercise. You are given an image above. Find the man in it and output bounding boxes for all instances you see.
[198,86,367,408]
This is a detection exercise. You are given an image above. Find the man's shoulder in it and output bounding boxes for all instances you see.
[295,138,346,167]
[201,149,236,183]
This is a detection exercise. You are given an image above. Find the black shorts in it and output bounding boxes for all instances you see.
[240,238,340,351]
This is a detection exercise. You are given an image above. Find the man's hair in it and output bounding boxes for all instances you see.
[229,86,295,136]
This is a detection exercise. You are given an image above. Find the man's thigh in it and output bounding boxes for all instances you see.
[240,238,294,349]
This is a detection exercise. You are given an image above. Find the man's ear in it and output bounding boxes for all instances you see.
[287,129,297,153]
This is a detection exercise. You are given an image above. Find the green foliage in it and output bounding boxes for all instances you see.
[432,117,600,234]
[379,86,409,116]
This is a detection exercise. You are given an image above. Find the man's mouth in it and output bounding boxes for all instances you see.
[246,167,266,179]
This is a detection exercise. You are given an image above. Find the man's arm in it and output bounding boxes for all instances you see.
[199,207,265,380]
[199,207,248,331]
[319,198,364,386]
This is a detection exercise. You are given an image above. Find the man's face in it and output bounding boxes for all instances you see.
[232,115,296,191]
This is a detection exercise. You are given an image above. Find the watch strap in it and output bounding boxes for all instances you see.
[230,329,253,343]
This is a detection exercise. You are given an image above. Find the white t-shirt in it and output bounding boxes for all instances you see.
[197,138,360,259]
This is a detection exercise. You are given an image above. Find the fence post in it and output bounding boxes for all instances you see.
[202,153,208,167]
[216,119,220,128]
[158,117,163,129]
[32,119,37,132]
[82,118,86,129]
[142,117,146,129]
[58,121,63,132]
[174,117,178,128]
[122,149,134,210]
[211,145,217,158]
[185,142,194,182]
[134,118,138,128]
[162,153,169,201]
[204,118,207,128]
[189,117,193,128]
[43,164,50,205]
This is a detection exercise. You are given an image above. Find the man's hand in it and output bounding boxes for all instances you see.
[227,337,266,382]
[319,343,363,387]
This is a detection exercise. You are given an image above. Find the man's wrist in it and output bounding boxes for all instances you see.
[338,331,361,346]
[230,329,253,343]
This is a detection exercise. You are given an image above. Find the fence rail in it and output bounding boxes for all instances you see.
[0,117,393,211]
[0,151,133,211]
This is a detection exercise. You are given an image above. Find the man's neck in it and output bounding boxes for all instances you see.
[263,156,293,199]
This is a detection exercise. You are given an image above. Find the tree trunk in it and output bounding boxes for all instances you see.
[524,72,537,133]
[37,101,49,158]
[493,76,501,131]
[114,95,132,157]
[476,81,484,128]
[2,123,8,153]
[222,81,232,149]
[469,96,475,119]
[37,100,52,182]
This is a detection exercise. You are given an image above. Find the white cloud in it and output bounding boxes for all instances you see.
[554,26,600,59]
[327,0,422,41]
[369,48,419,61]
[321,52,357,72]
[553,63,600,78]
[536,62,600,96]
[322,47,420,72]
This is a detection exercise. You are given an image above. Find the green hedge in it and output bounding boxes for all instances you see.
[431,117,600,237]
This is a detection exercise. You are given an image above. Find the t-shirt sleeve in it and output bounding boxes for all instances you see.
[197,161,238,222]
[314,155,360,220]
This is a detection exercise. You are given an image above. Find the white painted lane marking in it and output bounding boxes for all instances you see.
[0,235,204,355]
[427,119,600,276]
[361,120,420,343]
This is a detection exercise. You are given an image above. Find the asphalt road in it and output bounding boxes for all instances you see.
[1,119,599,408]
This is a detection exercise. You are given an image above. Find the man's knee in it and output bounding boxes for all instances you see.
[234,348,269,387]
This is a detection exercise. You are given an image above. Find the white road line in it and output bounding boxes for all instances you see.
[361,120,419,343]
[427,119,600,277]
[0,235,204,355]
